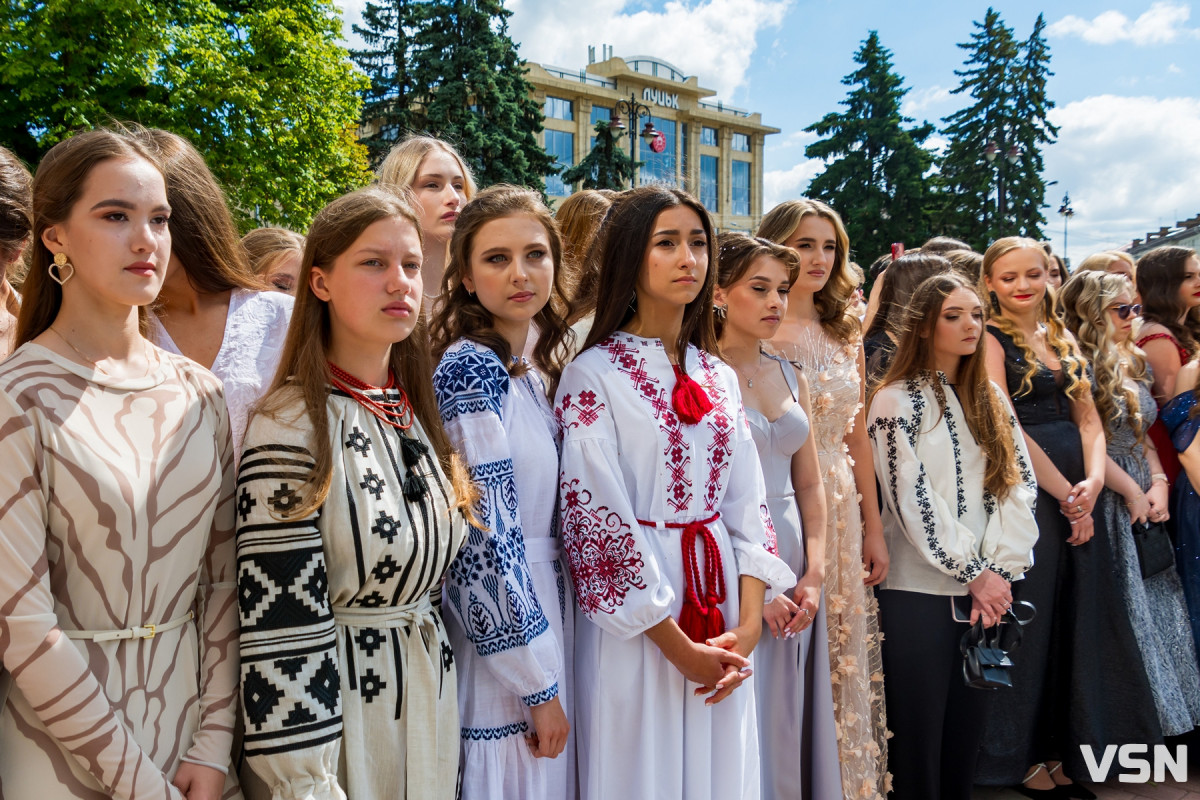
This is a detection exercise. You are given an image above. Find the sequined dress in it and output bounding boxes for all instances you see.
[768,327,889,800]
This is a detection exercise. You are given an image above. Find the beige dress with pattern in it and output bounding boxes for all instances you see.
[769,327,890,800]
[0,343,241,799]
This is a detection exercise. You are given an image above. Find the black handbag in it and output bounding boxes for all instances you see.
[960,600,1036,690]
[1132,520,1175,579]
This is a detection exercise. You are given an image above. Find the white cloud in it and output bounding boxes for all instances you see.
[1048,2,1197,45]
[1169,62,1184,73]
[901,86,952,119]
[1042,94,1200,262]
[763,158,823,210]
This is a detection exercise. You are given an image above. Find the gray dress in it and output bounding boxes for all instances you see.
[746,354,844,800]
[1098,376,1200,735]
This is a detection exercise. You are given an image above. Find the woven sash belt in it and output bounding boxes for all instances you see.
[637,511,726,643]
[334,595,434,629]
[63,610,195,642]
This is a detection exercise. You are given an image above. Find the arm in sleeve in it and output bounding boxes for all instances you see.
[0,392,182,800]
[867,384,988,584]
[979,385,1039,581]
[555,358,674,640]
[433,347,561,706]
[237,411,346,800]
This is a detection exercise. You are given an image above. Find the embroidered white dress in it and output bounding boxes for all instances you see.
[555,332,795,800]
[151,288,292,456]
[433,340,574,799]
[236,388,466,800]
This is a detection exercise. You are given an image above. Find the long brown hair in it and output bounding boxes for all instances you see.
[1060,270,1148,442]
[1137,245,1200,357]
[430,185,574,394]
[131,128,263,293]
[981,236,1090,401]
[557,188,615,315]
[863,252,950,341]
[17,129,161,345]
[757,198,859,342]
[255,187,471,518]
[878,273,1022,500]
[579,186,718,365]
[0,146,32,272]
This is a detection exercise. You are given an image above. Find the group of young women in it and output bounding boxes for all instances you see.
[0,124,1196,800]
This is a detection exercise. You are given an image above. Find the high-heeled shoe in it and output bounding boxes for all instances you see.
[1015,764,1064,799]
[1047,763,1096,799]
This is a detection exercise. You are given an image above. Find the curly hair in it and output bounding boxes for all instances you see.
[757,198,859,343]
[982,236,1090,402]
[1059,270,1148,443]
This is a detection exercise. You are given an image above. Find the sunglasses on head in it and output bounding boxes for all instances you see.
[1109,303,1142,320]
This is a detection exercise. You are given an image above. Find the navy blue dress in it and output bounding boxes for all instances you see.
[1161,390,1200,655]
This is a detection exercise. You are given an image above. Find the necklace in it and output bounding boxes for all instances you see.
[50,325,111,375]
[733,348,766,388]
[328,361,414,430]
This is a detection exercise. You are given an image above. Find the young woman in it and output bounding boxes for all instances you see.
[377,135,476,311]
[862,251,951,387]
[1060,270,1200,736]
[430,185,575,798]
[1076,250,1136,284]
[0,130,240,799]
[1135,246,1200,484]
[0,145,30,358]
[557,186,793,800]
[714,232,842,800]
[236,188,471,800]
[757,198,890,800]
[1164,356,1200,656]
[135,128,293,457]
[242,227,305,294]
[977,237,1159,798]
[868,273,1038,800]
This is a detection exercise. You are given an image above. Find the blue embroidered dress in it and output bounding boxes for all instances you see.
[433,340,573,799]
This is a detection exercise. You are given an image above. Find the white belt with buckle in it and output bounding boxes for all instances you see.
[63,610,195,642]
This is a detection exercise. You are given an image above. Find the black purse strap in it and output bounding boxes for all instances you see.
[959,599,1036,654]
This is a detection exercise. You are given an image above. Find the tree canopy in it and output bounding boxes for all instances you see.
[561,122,640,192]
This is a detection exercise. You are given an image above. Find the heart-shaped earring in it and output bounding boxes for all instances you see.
[49,252,75,286]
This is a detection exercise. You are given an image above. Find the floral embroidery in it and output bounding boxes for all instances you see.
[557,389,607,429]
[759,503,778,555]
[559,477,647,615]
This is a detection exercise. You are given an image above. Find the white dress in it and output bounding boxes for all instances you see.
[555,332,795,800]
[433,339,574,799]
[151,288,292,456]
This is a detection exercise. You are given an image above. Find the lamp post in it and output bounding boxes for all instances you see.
[1058,192,1075,267]
[984,140,1021,233]
[609,93,659,188]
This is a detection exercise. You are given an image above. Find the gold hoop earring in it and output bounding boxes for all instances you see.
[49,252,75,286]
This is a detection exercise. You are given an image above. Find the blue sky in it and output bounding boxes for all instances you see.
[335,0,1200,264]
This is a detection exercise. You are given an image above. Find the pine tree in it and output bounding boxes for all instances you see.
[560,121,640,191]
[803,31,934,263]
[934,8,1057,247]
[351,0,422,165]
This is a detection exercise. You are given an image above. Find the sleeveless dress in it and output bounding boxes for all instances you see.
[1161,390,1200,659]
[978,329,1161,785]
[1096,376,1200,735]
[768,328,889,800]
[746,354,843,800]
[1135,331,1190,485]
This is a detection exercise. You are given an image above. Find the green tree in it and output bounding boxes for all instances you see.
[560,121,640,191]
[0,0,371,231]
[803,31,933,263]
[934,8,1057,247]
[351,0,422,165]
[352,0,555,191]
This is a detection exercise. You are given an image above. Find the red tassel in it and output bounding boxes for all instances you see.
[671,364,713,425]
[677,517,726,643]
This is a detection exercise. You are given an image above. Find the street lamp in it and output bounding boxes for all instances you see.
[984,140,1021,232]
[1058,193,1075,267]
[609,92,659,187]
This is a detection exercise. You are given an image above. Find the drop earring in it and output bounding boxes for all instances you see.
[49,252,75,286]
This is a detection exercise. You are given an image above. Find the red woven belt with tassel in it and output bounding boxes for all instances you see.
[637,512,725,643]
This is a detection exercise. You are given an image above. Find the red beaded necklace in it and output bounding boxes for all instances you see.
[328,362,414,430]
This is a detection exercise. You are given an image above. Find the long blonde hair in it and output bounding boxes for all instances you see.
[982,236,1090,401]
[1060,270,1148,442]
[757,198,859,343]
[377,135,477,201]
[255,187,472,519]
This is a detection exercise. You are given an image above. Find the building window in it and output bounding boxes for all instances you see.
[701,126,718,147]
[545,129,575,196]
[545,96,574,121]
[700,155,719,213]
[639,115,677,187]
[680,123,688,176]
[731,132,750,152]
[731,161,750,216]
[590,105,611,126]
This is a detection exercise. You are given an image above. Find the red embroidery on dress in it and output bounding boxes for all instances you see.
[699,353,734,511]
[560,478,647,615]
[760,503,779,555]
[557,390,606,429]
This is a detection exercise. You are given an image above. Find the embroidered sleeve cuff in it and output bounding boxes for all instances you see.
[957,557,987,585]
[521,683,560,707]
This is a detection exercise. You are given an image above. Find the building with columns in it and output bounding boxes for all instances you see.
[526,49,780,232]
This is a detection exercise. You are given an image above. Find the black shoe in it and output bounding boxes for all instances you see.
[1054,784,1096,800]
[1014,786,1063,799]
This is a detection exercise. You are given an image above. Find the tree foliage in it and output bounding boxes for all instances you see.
[352,0,555,192]
[934,8,1058,248]
[560,121,640,191]
[803,31,934,264]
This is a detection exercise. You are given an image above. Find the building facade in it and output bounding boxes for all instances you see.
[526,51,780,232]
[1127,213,1200,259]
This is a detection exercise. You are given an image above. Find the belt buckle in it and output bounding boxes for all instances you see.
[140,624,156,639]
